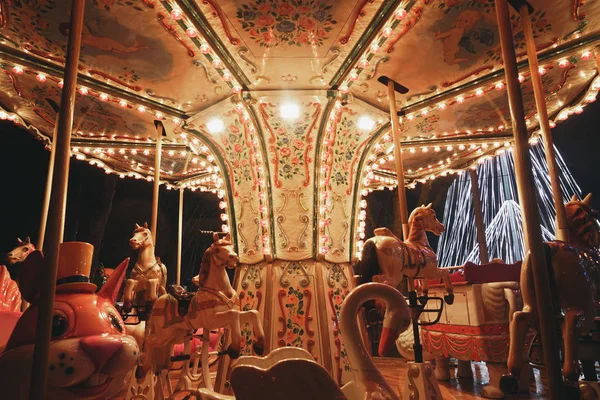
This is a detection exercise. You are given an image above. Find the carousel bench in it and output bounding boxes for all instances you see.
[427,260,522,287]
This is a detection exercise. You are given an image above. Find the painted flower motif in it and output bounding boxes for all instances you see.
[229,125,240,133]
[257,15,275,26]
[278,127,287,135]
[277,21,296,33]
[234,160,240,168]
[234,143,243,153]
[278,3,296,15]
[293,139,305,149]
[243,10,256,21]
[236,0,337,47]
[242,159,248,167]
[283,164,292,173]
[299,17,316,31]
[292,157,300,165]
[345,151,352,160]
[280,147,292,157]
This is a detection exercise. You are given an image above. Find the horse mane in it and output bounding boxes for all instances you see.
[353,240,380,285]
[567,201,599,246]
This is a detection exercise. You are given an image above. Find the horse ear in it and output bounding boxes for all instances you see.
[19,250,44,304]
[571,194,578,202]
[135,223,141,229]
[425,203,432,209]
[17,237,22,244]
[98,258,129,303]
[224,233,231,243]
[143,222,149,229]
[583,193,593,206]
[26,236,31,243]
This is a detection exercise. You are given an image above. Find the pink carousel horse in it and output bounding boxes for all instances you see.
[355,203,454,304]
[137,233,265,379]
[500,194,600,396]
[123,223,167,313]
[6,237,35,265]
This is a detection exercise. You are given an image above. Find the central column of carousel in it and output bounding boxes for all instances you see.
[196,91,388,392]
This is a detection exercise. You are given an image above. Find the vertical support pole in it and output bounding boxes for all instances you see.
[469,169,489,264]
[37,114,61,251]
[495,0,563,398]
[29,1,85,399]
[520,4,568,242]
[151,122,164,244]
[388,82,409,240]
[176,187,184,285]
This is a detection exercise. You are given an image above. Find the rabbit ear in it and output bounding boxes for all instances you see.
[98,258,130,303]
[19,251,45,304]
[143,222,149,229]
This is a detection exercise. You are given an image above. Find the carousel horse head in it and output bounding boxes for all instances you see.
[566,193,599,249]
[408,203,445,237]
[195,233,238,287]
[6,237,35,265]
[129,222,152,251]
[0,242,139,400]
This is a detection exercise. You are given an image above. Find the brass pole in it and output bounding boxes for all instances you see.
[520,4,568,242]
[495,0,563,398]
[29,1,86,399]
[151,122,164,244]
[177,187,184,285]
[469,169,489,264]
[37,118,59,251]
[388,81,409,239]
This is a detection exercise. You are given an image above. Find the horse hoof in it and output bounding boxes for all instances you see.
[499,374,519,395]
[226,346,241,359]
[444,293,454,305]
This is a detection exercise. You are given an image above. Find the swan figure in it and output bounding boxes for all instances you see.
[183,282,411,400]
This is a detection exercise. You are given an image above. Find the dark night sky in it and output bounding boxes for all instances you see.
[1,99,599,280]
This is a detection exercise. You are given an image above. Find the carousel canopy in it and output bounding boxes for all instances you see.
[1,0,599,262]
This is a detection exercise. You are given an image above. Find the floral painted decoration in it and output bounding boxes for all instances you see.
[236,0,337,47]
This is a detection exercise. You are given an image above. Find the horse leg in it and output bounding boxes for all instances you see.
[434,356,451,381]
[123,279,136,312]
[213,310,242,359]
[500,252,536,395]
[563,310,584,394]
[239,310,266,355]
[148,278,159,302]
[438,268,454,305]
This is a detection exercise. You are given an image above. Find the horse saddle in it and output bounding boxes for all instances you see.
[167,284,195,316]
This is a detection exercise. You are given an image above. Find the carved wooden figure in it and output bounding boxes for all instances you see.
[123,222,167,313]
[500,194,600,395]
[136,233,265,380]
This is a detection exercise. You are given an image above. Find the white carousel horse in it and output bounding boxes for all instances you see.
[500,194,600,397]
[6,237,35,265]
[123,222,167,312]
[179,282,411,400]
[354,203,454,303]
[136,233,265,380]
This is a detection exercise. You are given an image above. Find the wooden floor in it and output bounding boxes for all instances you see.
[374,358,546,399]
[156,357,549,399]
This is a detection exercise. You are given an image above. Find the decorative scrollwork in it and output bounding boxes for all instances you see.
[321,47,341,74]
[277,289,287,337]
[237,222,248,253]
[255,75,271,84]
[298,214,310,250]
[238,47,258,74]
[327,264,349,288]
[0,0,9,28]
[307,339,316,360]
[424,364,437,400]
[365,56,389,80]
[573,0,586,21]
[304,289,314,336]
[279,262,310,288]
[144,89,178,105]
[202,0,241,45]
[157,13,195,57]
[407,85,438,102]
[240,263,264,290]
[309,75,326,84]
[276,215,289,249]
[192,59,220,84]
[338,0,374,45]
[282,74,298,83]
[408,364,420,400]
[386,7,424,54]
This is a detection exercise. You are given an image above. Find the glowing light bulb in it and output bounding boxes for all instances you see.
[357,116,375,130]
[79,87,89,95]
[171,9,183,20]
[207,118,224,133]
[99,93,108,101]
[280,103,300,119]
[395,7,407,19]
[12,66,23,74]
[582,50,592,60]
[558,59,569,68]
[119,99,127,108]
[186,28,197,38]
[36,73,46,82]
[495,82,504,90]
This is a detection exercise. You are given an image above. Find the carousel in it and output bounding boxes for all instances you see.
[0,0,599,398]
